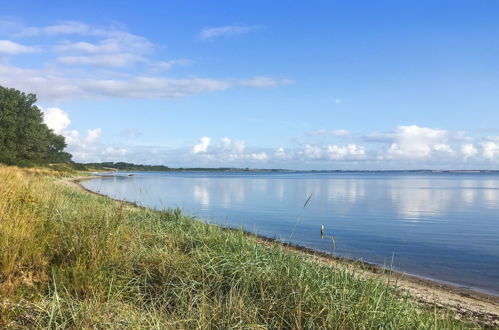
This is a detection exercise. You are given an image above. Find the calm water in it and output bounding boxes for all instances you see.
[82,172,499,295]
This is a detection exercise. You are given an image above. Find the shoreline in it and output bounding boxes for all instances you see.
[67,175,499,326]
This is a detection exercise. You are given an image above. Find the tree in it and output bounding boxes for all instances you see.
[0,85,72,165]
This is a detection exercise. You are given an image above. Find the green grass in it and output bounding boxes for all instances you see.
[0,165,477,329]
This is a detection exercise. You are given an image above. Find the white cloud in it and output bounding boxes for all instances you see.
[33,118,499,167]
[482,141,499,160]
[333,129,349,136]
[41,107,71,134]
[383,125,449,159]
[54,40,120,53]
[148,59,190,72]
[234,141,246,154]
[0,64,290,101]
[192,137,210,154]
[64,127,128,162]
[52,33,153,69]
[35,105,499,167]
[239,76,294,88]
[0,64,232,100]
[304,144,323,159]
[191,137,269,163]
[85,128,102,144]
[433,143,453,153]
[326,144,365,160]
[103,146,128,157]
[461,144,478,159]
[275,147,288,159]
[198,25,259,40]
[16,21,151,49]
[303,143,365,161]
[58,54,146,67]
[249,152,268,161]
[1,21,291,100]
[0,40,39,54]
[16,21,152,68]
[17,21,96,37]
[40,106,105,161]
[53,36,151,54]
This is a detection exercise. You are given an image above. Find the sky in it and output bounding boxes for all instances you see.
[1,0,499,170]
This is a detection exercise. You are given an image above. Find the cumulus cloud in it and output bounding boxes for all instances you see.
[0,40,39,54]
[191,137,269,162]
[327,144,365,160]
[303,143,366,161]
[461,144,478,159]
[482,141,499,160]
[85,128,102,144]
[40,106,110,161]
[192,137,211,154]
[198,25,260,40]
[381,125,450,159]
[62,128,134,163]
[275,147,288,159]
[63,126,130,162]
[178,126,499,168]
[249,152,268,161]
[34,115,499,167]
[433,144,453,153]
[41,107,71,134]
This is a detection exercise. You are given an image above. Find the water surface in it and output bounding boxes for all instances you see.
[82,172,499,295]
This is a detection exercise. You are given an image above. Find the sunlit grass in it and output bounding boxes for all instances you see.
[0,165,474,328]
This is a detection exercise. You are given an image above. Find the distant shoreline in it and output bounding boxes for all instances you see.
[78,161,499,173]
[88,168,499,174]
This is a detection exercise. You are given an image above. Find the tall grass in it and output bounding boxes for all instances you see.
[0,165,474,328]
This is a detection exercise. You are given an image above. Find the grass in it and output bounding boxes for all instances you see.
[0,165,478,329]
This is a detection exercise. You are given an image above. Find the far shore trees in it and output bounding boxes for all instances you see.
[0,85,72,165]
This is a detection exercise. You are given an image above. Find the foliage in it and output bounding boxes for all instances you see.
[0,165,475,329]
[0,85,71,165]
[83,161,172,171]
[83,161,286,172]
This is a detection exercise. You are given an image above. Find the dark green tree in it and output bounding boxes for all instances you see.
[0,85,72,165]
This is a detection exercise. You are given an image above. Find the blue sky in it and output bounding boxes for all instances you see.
[1,0,499,169]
